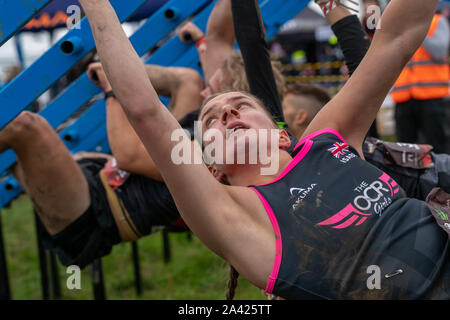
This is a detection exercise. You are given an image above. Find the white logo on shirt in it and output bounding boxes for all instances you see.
[290,184,317,210]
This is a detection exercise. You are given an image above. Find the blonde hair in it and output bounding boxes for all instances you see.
[219,51,286,101]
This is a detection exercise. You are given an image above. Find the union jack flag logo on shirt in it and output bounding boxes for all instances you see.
[328,142,349,159]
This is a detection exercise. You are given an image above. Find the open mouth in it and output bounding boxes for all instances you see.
[226,123,249,139]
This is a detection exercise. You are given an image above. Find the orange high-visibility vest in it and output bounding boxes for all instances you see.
[391,14,450,103]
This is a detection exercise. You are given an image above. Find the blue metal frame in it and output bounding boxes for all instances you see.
[0,0,150,130]
[147,1,215,68]
[0,0,214,208]
[0,0,308,177]
[147,0,295,70]
[0,0,212,176]
[0,0,52,46]
[169,0,310,70]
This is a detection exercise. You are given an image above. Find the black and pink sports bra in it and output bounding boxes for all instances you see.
[250,129,449,299]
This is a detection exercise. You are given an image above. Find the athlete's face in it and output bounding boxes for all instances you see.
[199,91,287,176]
[199,91,275,141]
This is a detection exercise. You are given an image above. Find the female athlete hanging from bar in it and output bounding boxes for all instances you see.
[79,0,449,299]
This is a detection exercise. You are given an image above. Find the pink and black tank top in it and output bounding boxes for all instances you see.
[250,129,449,299]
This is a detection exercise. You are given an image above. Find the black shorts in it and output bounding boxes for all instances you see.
[40,157,186,269]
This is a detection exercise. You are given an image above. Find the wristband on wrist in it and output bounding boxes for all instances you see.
[195,37,205,48]
[195,37,206,51]
[104,90,116,101]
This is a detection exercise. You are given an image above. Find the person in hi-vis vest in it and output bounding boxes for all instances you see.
[391,13,449,153]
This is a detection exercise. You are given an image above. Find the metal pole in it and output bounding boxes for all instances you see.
[0,212,11,300]
[162,229,171,263]
[91,259,106,300]
[34,210,50,300]
[14,35,25,69]
[186,230,192,242]
[49,252,61,299]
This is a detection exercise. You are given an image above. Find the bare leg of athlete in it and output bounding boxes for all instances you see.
[0,111,90,235]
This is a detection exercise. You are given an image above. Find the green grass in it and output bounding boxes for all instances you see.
[1,196,267,300]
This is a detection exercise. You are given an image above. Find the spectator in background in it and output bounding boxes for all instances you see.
[282,83,331,139]
[391,12,450,153]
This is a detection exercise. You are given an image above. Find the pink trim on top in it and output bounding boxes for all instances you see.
[250,187,282,294]
[257,139,314,187]
[294,128,348,151]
